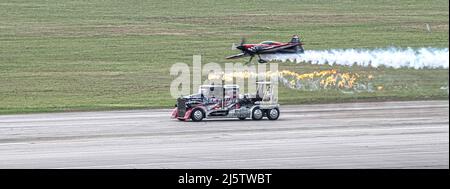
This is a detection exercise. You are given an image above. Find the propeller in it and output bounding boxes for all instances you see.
[240,37,246,46]
[231,37,246,52]
[231,43,237,50]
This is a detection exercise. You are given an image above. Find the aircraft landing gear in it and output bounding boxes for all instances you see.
[245,55,254,65]
[257,54,267,63]
[245,54,268,64]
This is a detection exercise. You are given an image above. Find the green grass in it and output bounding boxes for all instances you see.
[0,0,448,114]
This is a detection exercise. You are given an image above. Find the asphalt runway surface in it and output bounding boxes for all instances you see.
[0,100,448,169]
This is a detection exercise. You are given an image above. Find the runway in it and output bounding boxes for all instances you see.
[0,100,448,169]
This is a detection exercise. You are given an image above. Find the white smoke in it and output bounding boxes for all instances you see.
[262,47,449,69]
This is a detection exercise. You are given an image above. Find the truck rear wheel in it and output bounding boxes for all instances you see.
[267,108,280,120]
[252,108,263,120]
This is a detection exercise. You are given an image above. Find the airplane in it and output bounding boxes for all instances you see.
[226,35,305,64]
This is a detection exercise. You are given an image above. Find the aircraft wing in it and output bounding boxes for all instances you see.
[226,53,248,59]
[259,43,298,53]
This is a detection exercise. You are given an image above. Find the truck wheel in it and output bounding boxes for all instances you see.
[267,108,280,120]
[252,108,263,120]
[191,109,204,122]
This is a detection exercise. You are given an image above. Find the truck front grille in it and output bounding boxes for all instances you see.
[177,98,186,117]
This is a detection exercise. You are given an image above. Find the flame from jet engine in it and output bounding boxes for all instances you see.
[208,69,378,93]
[261,48,449,69]
[279,70,359,90]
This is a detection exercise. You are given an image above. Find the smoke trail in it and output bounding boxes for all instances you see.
[262,47,449,69]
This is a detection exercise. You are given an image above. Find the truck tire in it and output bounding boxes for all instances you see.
[191,109,204,122]
[267,108,280,120]
[252,108,263,120]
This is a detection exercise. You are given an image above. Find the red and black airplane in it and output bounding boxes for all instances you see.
[226,35,304,64]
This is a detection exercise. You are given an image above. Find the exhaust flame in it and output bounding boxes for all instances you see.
[279,70,376,92]
[261,48,449,69]
[208,69,378,93]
